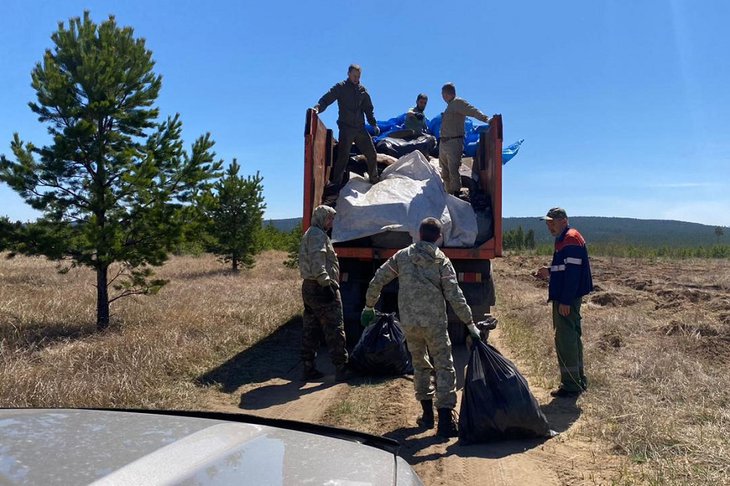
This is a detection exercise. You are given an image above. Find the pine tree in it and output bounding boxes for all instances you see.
[284,223,303,268]
[0,12,222,330]
[200,159,265,272]
[525,229,536,249]
[515,226,525,250]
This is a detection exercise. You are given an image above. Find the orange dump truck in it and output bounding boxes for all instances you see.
[303,109,503,344]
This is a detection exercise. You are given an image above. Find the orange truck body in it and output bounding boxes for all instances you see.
[303,109,503,344]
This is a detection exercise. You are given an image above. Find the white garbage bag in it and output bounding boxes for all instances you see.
[331,151,477,247]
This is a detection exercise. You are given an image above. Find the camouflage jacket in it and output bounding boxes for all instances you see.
[299,206,339,286]
[365,241,472,327]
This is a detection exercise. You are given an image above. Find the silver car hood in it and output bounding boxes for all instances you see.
[0,409,422,486]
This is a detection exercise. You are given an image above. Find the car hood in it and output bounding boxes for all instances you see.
[0,409,421,485]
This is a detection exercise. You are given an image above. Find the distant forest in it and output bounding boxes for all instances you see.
[266,216,728,248]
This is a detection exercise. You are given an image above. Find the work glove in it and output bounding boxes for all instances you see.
[312,104,320,113]
[361,307,376,327]
[479,314,499,330]
[372,126,380,136]
[466,322,481,341]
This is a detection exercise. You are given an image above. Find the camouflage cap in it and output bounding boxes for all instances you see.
[540,207,568,221]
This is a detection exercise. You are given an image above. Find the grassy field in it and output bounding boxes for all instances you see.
[2,251,729,484]
[495,254,730,485]
[0,251,301,408]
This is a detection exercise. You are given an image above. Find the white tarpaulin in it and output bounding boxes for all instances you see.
[331,151,478,247]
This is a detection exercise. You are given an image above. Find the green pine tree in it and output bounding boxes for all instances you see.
[0,12,222,330]
[200,159,265,272]
[515,226,525,250]
[525,229,536,249]
[0,217,15,251]
[284,223,303,268]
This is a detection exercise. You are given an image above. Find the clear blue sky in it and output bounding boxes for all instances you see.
[2,0,729,227]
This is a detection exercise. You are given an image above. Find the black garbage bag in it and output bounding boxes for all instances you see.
[350,312,414,376]
[375,135,436,158]
[459,340,551,444]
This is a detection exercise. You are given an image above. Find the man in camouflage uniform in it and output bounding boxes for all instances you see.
[314,64,381,186]
[439,82,491,195]
[299,205,349,382]
[361,218,481,438]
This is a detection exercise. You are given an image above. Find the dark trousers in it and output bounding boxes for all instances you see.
[301,280,348,368]
[331,127,378,185]
[552,299,588,392]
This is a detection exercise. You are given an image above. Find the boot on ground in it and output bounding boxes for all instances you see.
[416,400,434,428]
[436,408,458,438]
[301,361,324,381]
[334,364,352,383]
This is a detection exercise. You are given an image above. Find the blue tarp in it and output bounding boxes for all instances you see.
[366,112,523,164]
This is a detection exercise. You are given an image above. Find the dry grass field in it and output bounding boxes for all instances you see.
[0,251,301,408]
[496,254,730,485]
[1,250,728,484]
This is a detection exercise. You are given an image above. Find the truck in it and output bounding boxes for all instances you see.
[303,109,503,345]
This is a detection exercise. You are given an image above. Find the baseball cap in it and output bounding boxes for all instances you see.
[539,207,568,221]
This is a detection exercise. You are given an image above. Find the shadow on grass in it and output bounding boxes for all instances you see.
[196,316,306,393]
[173,267,242,280]
[0,319,97,351]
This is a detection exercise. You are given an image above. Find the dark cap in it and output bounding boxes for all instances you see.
[539,207,568,221]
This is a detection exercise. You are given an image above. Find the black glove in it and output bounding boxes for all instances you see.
[466,322,481,341]
[323,282,337,301]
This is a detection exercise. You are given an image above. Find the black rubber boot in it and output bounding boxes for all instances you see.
[436,408,458,438]
[301,361,324,381]
[416,400,434,428]
[334,364,352,383]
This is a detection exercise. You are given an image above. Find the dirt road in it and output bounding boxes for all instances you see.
[201,280,624,485]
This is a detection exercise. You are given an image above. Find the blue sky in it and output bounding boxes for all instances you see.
[1,0,729,227]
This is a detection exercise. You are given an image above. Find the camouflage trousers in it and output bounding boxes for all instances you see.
[301,280,348,368]
[552,299,588,392]
[403,324,456,409]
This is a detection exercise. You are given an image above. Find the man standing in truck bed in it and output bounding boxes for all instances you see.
[314,64,381,186]
[439,82,491,195]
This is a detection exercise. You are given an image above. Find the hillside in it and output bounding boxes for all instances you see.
[269,216,728,247]
[264,217,300,233]
[503,216,727,247]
